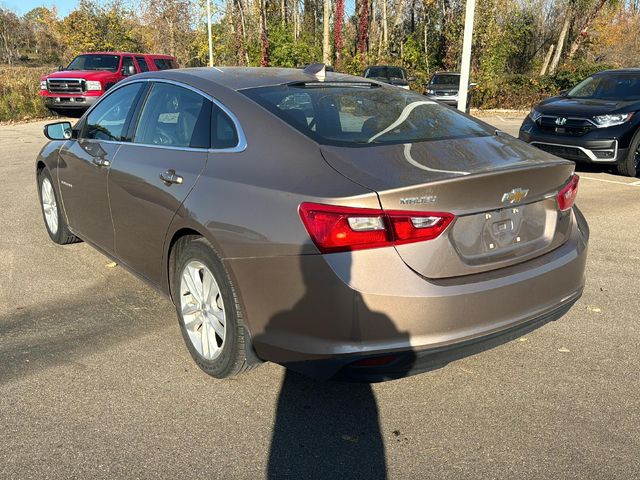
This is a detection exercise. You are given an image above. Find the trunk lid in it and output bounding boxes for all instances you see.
[320,133,576,278]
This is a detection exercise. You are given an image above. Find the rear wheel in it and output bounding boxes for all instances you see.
[37,168,78,245]
[617,131,640,177]
[172,236,258,378]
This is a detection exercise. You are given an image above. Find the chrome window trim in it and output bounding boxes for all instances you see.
[531,140,618,163]
[79,77,247,153]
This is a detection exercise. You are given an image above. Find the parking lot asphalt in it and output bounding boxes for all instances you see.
[0,115,639,480]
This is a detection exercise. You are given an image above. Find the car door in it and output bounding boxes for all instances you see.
[57,82,145,253]
[107,81,212,284]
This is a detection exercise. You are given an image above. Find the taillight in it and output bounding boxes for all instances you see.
[557,174,579,212]
[298,202,454,253]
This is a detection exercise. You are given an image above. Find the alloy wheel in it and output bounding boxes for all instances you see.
[179,261,227,360]
[41,177,59,235]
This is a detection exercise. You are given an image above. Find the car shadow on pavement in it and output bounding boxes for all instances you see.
[262,251,416,480]
[0,280,174,384]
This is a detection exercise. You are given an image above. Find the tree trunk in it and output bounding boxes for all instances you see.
[323,0,331,63]
[381,0,388,54]
[549,15,570,74]
[357,0,369,56]
[282,0,286,25]
[393,0,407,28]
[259,0,270,66]
[567,0,607,59]
[334,0,344,67]
[540,43,554,75]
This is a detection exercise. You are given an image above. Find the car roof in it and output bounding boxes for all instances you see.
[595,68,640,75]
[142,66,368,91]
[365,65,406,69]
[79,51,176,58]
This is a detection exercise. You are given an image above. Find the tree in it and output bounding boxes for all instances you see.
[334,0,344,67]
[322,0,331,63]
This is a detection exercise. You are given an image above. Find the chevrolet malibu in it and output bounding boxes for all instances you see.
[36,66,589,381]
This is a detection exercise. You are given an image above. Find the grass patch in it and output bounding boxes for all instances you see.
[0,66,56,123]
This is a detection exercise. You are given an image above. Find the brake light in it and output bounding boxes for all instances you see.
[557,174,579,211]
[298,202,454,253]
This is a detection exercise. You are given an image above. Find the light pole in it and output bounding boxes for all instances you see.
[457,0,475,112]
[206,0,213,67]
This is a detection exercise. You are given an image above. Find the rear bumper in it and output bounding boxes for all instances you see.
[313,293,580,382]
[228,207,588,380]
[43,94,99,109]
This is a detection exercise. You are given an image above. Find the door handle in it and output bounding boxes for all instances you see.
[92,157,110,167]
[160,169,184,185]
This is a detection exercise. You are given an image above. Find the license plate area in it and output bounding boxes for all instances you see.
[451,199,556,265]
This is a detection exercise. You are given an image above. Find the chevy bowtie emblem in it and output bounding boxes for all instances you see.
[555,117,567,126]
[501,188,529,204]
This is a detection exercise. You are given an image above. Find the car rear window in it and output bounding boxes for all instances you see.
[431,74,460,85]
[242,83,489,147]
[364,66,405,80]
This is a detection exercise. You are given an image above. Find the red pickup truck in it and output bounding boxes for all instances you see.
[39,52,179,114]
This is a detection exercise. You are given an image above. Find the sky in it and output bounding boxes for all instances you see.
[1,0,357,19]
[1,0,78,16]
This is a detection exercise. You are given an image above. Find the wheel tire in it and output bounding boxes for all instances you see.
[617,131,640,177]
[37,168,79,245]
[172,236,259,378]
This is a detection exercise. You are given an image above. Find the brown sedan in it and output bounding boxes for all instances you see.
[36,66,588,381]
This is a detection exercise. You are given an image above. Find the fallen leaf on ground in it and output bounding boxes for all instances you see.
[105,262,118,268]
[558,347,570,353]
[518,338,527,342]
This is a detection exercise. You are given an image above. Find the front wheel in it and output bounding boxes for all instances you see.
[617,132,640,177]
[172,236,259,378]
[37,168,79,245]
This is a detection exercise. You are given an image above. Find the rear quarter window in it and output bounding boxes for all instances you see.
[136,56,150,72]
[153,58,177,70]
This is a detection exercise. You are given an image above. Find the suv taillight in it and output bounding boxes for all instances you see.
[298,202,454,253]
[558,174,579,211]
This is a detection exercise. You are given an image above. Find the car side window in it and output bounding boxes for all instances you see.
[83,83,143,141]
[153,58,172,70]
[136,56,149,72]
[133,83,211,149]
[122,56,136,74]
[212,105,239,149]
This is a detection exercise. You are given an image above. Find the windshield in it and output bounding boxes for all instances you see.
[364,67,406,80]
[430,74,460,86]
[67,54,121,72]
[568,74,640,101]
[242,83,489,147]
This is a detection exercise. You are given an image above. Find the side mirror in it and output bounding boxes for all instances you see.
[407,76,416,82]
[44,121,73,140]
[57,65,64,71]
[559,89,569,96]
[122,65,136,76]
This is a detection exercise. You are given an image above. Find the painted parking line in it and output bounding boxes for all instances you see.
[581,176,640,187]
